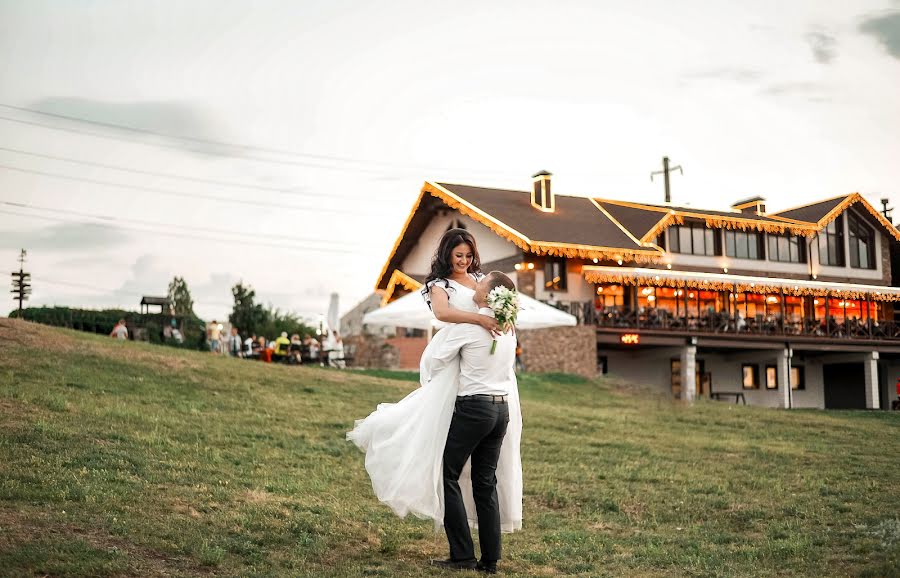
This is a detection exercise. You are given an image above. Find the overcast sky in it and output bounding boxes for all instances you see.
[2,0,899,322]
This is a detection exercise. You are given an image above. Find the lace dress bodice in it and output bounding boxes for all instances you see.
[423,274,482,315]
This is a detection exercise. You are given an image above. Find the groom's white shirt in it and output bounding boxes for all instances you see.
[429,306,516,396]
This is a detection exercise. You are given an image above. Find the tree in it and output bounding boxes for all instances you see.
[257,305,315,340]
[229,282,268,336]
[167,276,195,317]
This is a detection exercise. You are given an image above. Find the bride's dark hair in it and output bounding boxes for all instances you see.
[424,228,482,287]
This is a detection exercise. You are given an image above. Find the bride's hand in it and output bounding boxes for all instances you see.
[478,314,501,337]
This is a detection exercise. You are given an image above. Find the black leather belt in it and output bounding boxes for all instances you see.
[457,394,508,404]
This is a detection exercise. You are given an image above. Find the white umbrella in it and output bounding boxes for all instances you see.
[363,290,577,330]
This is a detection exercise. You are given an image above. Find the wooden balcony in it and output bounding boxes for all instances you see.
[558,301,900,342]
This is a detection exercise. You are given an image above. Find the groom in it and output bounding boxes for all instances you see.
[430,271,518,574]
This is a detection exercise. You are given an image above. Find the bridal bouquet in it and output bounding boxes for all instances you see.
[485,286,519,354]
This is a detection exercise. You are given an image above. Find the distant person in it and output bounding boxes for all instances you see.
[207,320,222,353]
[274,331,291,362]
[244,334,257,358]
[307,337,320,364]
[110,319,128,340]
[228,327,242,357]
[736,311,747,332]
[257,336,272,362]
[894,378,900,411]
[330,331,345,368]
[514,339,524,373]
[289,334,303,364]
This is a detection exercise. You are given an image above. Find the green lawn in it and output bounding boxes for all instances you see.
[1,318,899,577]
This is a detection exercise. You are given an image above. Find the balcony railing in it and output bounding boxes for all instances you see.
[557,301,900,341]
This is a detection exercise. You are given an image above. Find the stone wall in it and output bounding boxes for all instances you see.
[517,326,597,378]
[342,335,400,369]
[343,333,427,370]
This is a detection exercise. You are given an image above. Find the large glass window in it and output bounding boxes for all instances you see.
[725,230,764,260]
[767,234,807,263]
[544,257,567,291]
[742,364,760,389]
[818,217,845,266]
[848,213,875,269]
[766,365,778,390]
[669,224,719,256]
[790,366,805,390]
[595,284,624,310]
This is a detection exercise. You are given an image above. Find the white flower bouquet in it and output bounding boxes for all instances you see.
[485,285,520,354]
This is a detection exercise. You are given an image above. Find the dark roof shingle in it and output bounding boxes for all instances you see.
[437,183,644,249]
[773,195,848,223]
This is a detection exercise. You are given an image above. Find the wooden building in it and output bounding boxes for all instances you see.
[375,172,900,409]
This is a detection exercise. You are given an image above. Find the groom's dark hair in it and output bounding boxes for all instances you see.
[486,271,515,292]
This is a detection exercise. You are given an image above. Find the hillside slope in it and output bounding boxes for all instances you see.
[0,319,898,577]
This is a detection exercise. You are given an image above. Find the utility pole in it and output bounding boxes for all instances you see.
[880,198,893,224]
[10,249,31,315]
[650,156,683,204]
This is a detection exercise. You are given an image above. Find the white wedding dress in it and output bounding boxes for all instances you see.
[347,277,523,533]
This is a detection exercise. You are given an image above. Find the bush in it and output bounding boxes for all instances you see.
[12,306,207,350]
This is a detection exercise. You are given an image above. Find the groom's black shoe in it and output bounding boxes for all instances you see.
[430,558,477,571]
[476,560,498,574]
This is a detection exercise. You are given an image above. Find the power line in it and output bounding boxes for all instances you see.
[0,163,396,217]
[1,201,360,249]
[0,103,531,178]
[31,276,234,308]
[0,115,399,175]
[0,145,408,202]
[0,209,377,256]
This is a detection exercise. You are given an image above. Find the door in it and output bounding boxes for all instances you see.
[823,362,866,409]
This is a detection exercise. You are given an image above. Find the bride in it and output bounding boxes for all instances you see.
[347,228,523,533]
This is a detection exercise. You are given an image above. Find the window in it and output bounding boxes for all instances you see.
[767,234,807,263]
[544,257,567,291]
[742,364,759,389]
[790,366,805,390]
[725,231,764,260]
[669,224,719,256]
[765,365,778,390]
[848,213,875,269]
[818,216,845,266]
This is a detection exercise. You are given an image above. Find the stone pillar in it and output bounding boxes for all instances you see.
[680,345,697,402]
[864,351,880,409]
[776,348,791,408]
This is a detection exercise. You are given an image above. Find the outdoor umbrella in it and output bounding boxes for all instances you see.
[362,290,577,330]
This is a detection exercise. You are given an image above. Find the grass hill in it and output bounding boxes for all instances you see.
[0,318,898,577]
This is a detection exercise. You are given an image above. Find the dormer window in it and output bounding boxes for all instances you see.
[725,230,764,260]
[669,223,720,256]
[819,217,845,267]
[848,213,875,269]
[767,234,807,263]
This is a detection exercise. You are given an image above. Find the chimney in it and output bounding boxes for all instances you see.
[531,170,554,212]
[731,196,766,215]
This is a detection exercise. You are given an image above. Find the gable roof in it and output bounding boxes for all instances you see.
[375,182,900,290]
[773,193,900,240]
[593,198,817,241]
[434,183,647,250]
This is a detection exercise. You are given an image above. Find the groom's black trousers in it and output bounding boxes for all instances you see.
[443,395,509,563]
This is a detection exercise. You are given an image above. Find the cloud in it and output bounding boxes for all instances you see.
[0,221,129,252]
[680,68,763,84]
[806,31,837,64]
[859,11,900,60]
[29,97,233,156]
[760,81,830,102]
